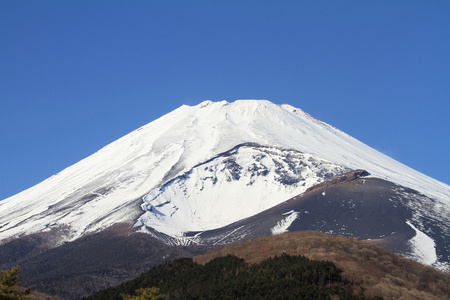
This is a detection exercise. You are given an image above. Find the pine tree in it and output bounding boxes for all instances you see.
[0,266,30,300]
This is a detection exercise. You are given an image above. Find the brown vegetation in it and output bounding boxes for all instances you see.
[194,231,450,300]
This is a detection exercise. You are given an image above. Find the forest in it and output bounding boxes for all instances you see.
[85,253,381,300]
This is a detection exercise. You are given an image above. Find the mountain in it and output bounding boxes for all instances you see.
[0,100,449,297]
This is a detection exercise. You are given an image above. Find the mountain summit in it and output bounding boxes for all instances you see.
[1,100,449,271]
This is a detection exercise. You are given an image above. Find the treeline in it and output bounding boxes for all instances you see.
[85,254,381,300]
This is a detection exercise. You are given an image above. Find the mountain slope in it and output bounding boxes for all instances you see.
[135,143,350,239]
[1,100,448,243]
[0,223,210,299]
[0,100,450,297]
[86,250,380,300]
[82,231,450,300]
[0,100,449,275]
[194,231,450,300]
[182,169,449,271]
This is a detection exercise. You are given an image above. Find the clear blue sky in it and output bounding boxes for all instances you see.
[1,1,449,200]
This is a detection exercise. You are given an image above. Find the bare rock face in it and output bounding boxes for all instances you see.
[304,169,371,193]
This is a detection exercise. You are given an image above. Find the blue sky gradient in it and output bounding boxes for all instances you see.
[1,1,449,200]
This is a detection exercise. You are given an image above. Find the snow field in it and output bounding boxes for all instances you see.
[137,145,350,237]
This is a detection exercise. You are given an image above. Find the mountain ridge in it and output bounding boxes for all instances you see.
[1,99,449,273]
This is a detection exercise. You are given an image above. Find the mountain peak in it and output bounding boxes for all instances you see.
[190,99,307,118]
[0,100,448,258]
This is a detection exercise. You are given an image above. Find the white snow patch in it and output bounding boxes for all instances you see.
[271,211,299,235]
[406,221,437,266]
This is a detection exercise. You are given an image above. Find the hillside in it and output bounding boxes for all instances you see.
[0,224,210,299]
[194,231,450,300]
[86,253,378,300]
[85,231,450,300]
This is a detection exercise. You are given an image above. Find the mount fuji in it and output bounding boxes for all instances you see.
[1,100,449,291]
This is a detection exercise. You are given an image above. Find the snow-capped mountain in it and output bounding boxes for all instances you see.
[0,100,449,271]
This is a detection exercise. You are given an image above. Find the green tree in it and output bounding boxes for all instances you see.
[0,266,30,300]
[121,287,165,300]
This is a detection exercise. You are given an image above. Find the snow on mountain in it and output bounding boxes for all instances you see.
[0,100,449,247]
[271,211,300,235]
[406,220,437,265]
[134,144,349,237]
